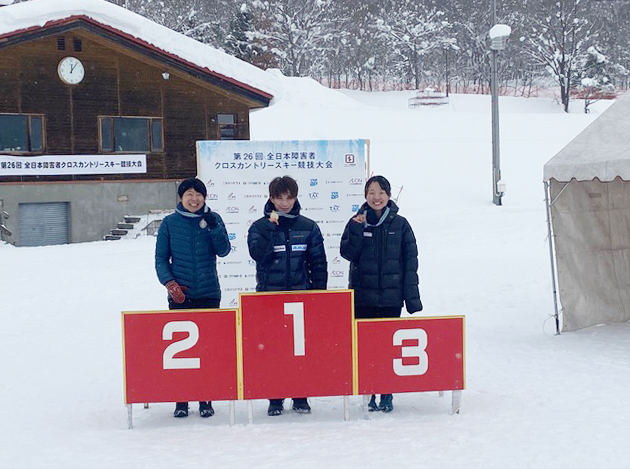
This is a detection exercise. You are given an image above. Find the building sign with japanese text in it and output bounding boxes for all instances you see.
[0,154,147,176]
[196,140,368,308]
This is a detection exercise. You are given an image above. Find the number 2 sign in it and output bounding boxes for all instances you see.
[122,309,239,404]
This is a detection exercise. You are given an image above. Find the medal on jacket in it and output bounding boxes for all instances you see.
[199,218,207,229]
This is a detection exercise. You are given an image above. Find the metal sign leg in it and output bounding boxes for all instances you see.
[127,404,133,429]
[451,390,462,415]
[229,401,236,426]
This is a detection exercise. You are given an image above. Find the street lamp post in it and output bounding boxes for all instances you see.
[489,23,511,206]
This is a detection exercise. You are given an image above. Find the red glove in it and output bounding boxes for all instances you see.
[166,280,186,304]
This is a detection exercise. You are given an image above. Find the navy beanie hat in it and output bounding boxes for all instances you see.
[364,175,391,197]
[178,178,207,198]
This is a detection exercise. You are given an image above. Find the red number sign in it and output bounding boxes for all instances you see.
[356,316,465,395]
[122,309,239,404]
[240,290,354,399]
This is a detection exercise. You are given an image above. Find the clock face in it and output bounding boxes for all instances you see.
[57,57,85,85]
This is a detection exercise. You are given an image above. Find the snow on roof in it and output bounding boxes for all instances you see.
[0,0,277,101]
[543,91,630,182]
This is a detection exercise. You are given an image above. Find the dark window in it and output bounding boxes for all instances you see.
[99,116,164,153]
[151,120,164,152]
[73,38,82,52]
[57,36,66,50]
[217,113,237,140]
[0,114,45,153]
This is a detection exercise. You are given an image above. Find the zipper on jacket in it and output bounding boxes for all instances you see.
[285,227,292,290]
[376,225,383,304]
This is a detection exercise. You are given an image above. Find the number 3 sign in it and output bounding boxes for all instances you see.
[356,316,465,395]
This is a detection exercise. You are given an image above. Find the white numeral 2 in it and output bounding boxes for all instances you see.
[162,321,201,370]
[393,328,428,376]
[284,302,306,356]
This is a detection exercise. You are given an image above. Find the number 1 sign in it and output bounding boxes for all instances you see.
[122,309,239,404]
[239,290,355,400]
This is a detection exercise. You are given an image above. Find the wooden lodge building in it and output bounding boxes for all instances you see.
[0,0,274,246]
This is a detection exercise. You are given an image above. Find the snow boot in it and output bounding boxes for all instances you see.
[267,399,284,416]
[199,401,214,418]
[379,394,393,413]
[292,398,311,414]
[174,402,189,418]
[368,395,379,412]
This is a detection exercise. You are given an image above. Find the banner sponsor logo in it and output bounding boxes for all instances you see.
[349,178,363,185]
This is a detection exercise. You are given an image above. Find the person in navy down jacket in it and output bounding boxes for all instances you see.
[247,176,328,417]
[340,175,422,413]
[155,177,231,419]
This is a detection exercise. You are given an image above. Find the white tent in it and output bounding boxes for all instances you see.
[543,91,630,331]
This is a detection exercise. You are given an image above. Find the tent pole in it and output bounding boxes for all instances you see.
[544,181,561,335]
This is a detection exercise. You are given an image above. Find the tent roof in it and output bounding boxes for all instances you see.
[0,0,276,104]
[543,91,630,182]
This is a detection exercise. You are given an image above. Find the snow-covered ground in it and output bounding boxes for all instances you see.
[2,75,627,468]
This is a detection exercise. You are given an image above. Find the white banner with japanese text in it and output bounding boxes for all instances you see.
[0,154,147,176]
[196,139,368,308]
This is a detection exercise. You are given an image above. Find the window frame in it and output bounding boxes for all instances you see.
[98,116,164,154]
[217,113,238,140]
[0,113,46,155]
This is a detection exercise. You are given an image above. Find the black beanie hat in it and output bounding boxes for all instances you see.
[178,178,207,198]
[364,175,391,197]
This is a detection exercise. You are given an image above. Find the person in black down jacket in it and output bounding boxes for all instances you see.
[155,177,231,419]
[340,175,422,413]
[247,176,328,417]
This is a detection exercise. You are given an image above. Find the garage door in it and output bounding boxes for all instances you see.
[19,202,69,247]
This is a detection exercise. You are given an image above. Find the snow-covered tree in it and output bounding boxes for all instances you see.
[225,3,276,68]
[247,0,337,77]
[376,0,452,90]
[578,46,615,112]
[518,0,599,112]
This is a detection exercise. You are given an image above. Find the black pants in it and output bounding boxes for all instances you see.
[355,305,402,319]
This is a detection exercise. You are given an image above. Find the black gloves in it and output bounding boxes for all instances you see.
[202,212,218,229]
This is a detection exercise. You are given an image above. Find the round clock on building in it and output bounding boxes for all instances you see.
[57,56,85,85]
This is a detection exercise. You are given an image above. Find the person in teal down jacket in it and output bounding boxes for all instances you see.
[155,177,231,419]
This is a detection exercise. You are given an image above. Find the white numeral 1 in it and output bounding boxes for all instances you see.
[392,328,428,376]
[162,321,201,370]
[284,302,306,356]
